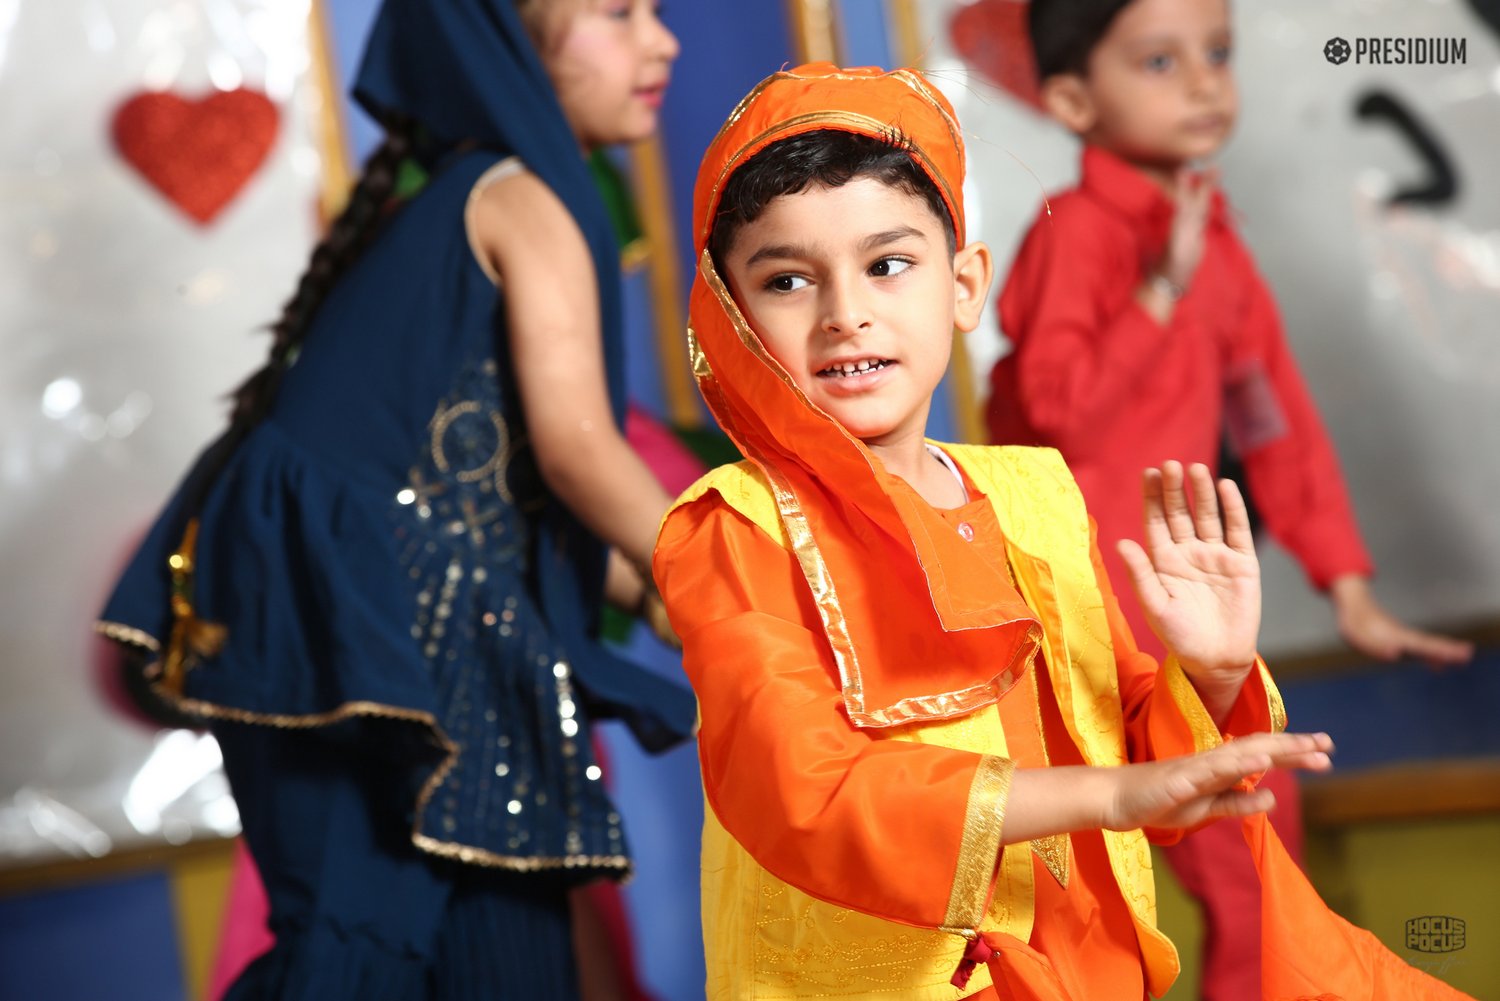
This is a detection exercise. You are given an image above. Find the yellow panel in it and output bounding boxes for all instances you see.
[309,0,355,222]
[1154,815,1500,999]
[629,137,701,428]
[170,840,238,1001]
[1150,846,1204,1001]
[785,0,843,65]
[1311,816,1500,998]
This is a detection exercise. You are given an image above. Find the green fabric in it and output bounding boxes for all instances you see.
[588,150,644,249]
[670,424,740,470]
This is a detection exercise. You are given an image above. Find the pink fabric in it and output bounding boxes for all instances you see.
[624,406,704,496]
[207,839,273,1001]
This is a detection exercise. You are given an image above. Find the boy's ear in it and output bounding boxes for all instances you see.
[1040,74,1097,135]
[952,241,993,334]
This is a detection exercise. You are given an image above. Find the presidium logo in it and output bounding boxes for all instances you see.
[1324,36,1468,65]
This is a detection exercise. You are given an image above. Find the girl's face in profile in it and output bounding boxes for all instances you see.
[539,0,679,149]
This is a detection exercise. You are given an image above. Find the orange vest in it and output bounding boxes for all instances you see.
[673,444,1260,999]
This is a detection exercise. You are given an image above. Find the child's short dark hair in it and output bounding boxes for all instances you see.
[1029,0,1133,80]
[708,130,957,268]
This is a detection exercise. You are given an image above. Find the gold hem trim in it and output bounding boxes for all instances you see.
[847,622,1041,728]
[411,834,631,875]
[1259,659,1287,733]
[112,663,610,875]
[1164,657,1222,754]
[1031,835,1070,889]
[95,619,162,653]
[938,925,980,941]
[942,755,1014,931]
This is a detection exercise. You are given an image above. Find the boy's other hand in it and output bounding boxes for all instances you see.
[1161,167,1216,288]
[1329,574,1474,669]
[1118,461,1260,718]
[1136,168,1217,324]
[1102,731,1334,833]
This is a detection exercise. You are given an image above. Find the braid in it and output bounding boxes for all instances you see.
[165,118,418,520]
[229,117,415,428]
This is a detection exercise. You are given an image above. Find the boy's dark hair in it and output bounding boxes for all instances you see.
[708,130,957,268]
[1028,0,1133,80]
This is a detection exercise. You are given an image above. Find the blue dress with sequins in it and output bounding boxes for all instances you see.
[99,150,695,999]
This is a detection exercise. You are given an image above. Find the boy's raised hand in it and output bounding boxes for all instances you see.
[1102,730,1334,832]
[1159,167,1217,290]
[1118,461,1260,718]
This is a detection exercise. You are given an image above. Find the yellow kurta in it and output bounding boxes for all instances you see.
[656,445,1284,1000]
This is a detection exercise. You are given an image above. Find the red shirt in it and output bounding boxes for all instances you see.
[988,146,1372,649]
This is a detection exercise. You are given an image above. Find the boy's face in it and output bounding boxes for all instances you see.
[1044,0,1238,172]
[720,176,990,449]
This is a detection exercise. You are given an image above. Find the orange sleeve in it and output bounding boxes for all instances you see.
[654,494,1010,932]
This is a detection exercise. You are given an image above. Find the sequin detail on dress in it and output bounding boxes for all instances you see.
[394,358,628,872]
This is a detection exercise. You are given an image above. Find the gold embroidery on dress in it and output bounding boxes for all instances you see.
[1164,657,1222,754]
[94,620,161,652]
[1024,641,1072,889]
[943,755,1015,931]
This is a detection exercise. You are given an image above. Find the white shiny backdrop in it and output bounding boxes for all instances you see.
[0,0,328,864]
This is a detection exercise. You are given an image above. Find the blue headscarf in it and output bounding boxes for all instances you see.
[353,0,627,420]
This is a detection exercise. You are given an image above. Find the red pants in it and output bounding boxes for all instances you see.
[1161,766,1305,1001]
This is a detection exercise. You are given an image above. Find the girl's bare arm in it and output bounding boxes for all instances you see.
[470,168,672,573]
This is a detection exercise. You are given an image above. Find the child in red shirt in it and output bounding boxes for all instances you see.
[987,0,1474,997]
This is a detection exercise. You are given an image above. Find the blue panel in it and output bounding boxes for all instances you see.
[1277,647,1500,771]
[0,872,185,1001]
[657,2,796,295]
[838,0,895,68]
[927,375,960,442]
[601,629,705,1001]
[324,0,385,159]
[622,264,668,423]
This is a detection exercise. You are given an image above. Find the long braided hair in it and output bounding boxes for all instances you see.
[230,0,561,434]
[228,116,415,433]
[122,122,417,729]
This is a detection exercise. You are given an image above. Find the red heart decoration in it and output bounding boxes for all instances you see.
[948,0,1043,112]
[112,88,280,225]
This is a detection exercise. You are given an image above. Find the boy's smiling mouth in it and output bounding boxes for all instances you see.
[817,358,894,378]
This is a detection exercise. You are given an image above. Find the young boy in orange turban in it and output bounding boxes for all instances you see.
[652,63,1471,1000]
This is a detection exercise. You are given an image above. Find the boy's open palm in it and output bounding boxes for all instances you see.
[1117,462,1260,689]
